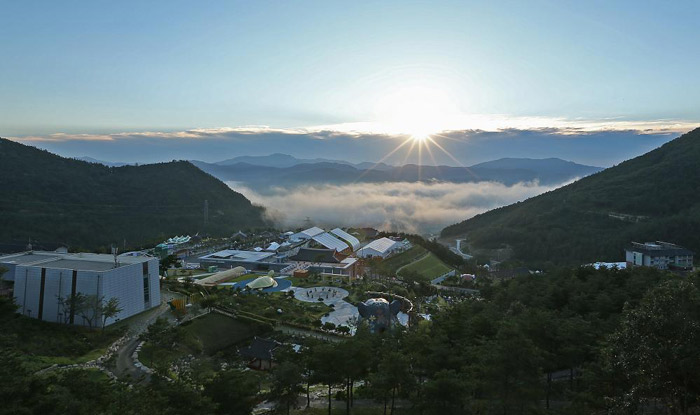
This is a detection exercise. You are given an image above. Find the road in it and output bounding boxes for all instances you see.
[112,290,182,383]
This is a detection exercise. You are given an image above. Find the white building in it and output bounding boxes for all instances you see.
[312,232,352,253]
[330,228,361,251]
[625,241,694,271]
[0,251,160,327]
[289,227,325,242]
[357,237,402,259]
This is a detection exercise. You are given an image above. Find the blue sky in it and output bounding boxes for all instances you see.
[2,1,699,164]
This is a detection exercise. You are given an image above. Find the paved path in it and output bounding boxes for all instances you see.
[293,287,359,329]
[112,290,182,382]
[451,239,473,260]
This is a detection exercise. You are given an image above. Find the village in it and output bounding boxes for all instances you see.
[0,226,696,413]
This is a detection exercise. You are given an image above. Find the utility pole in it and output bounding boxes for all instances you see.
[203,200,209,229]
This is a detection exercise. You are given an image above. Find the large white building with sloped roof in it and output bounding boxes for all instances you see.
[357,237,402,259]
[330,228,361,251]
[289,227,325,242]
[312,232,351,253]
[0,251,160,327]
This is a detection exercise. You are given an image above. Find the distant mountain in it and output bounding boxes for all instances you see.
[74,156,130,167]
[191,157,601,191]
[441,128,700,266]
[214,153,394,170]
[0,138,268,251]
[472,157,598,174]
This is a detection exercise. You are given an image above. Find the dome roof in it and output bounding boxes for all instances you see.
[365,298,389,306]
[246,276,278,290]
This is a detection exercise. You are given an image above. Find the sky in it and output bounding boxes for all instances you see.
[2,0,699,165]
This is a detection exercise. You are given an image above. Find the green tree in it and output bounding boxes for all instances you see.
[204,369,259,415]
[604,280,700,414]
[419,370,467,415]
[100,297,122,333]
[200,294,218,313]
[310,343,343,415]
[270,362,304,415]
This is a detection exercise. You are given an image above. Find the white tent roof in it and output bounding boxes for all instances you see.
[266,242,281,252]
[290,226,325,241]
[359,237,400,255]
[312,232,351,252]
[330,228,361,251]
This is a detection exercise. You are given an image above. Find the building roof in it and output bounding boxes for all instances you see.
[290,248,340,263]
[312,232,350,252]
[0,252,61,266]
[359,237,400,255]
[0,251,152,272]
[290,227,325,240]
[246,276,278,290]
[330,228,361,251]
[195,267,247,285]
[239,337,280,361]
[626,241,694,257]
[200,249,275,263]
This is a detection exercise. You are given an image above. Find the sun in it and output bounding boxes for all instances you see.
[374,86,457,141]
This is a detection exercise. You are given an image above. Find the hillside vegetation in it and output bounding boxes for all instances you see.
[0,138,268,251]
[442,127,700,266]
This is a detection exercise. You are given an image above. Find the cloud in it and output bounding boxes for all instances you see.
[5,122,696,167]
[9,117,697,143]
[229,180,565,234]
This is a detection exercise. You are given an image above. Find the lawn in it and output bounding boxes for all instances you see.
[139,313,264,373]
[286,274,349,288]
[218,290,332,328]
[0,301,126,371]
[378,245,428,275]
[397,252,453,282]
[182,313,260,354]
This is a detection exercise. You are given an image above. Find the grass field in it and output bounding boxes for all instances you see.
[397,252,453,282]
[183,313,259,354]
[139,313,262,371]
[0,303,126,371]
[221,291,332,327]
[379,245,428,275]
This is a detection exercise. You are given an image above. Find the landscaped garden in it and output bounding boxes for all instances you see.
[0,298,126,371]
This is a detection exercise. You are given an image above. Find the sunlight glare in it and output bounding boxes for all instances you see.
[374,86,458,141]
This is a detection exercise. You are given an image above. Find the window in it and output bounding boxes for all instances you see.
[143,275,150,304]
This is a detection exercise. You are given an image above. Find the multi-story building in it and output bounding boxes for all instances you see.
[0,250,160,326]
[625,241,694,271]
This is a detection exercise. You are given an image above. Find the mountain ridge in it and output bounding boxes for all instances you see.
[441,127,700,266]
[0,138,268,251]
[191,157,601,190]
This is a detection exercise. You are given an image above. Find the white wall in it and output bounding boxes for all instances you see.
[13,258,160,327]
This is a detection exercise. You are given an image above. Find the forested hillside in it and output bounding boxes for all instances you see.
[442,127,700,266]
[0,138,268,251]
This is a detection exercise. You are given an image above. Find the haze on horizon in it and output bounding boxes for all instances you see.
[2,1,699,168]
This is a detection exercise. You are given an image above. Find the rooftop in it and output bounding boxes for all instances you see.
[290,248,340,263]
[291,226,325,240]
[330,228,361,251]
[360,237,400,254]
[239,337,280,361]
[312,232,350,252]
[0,250,152,272]
[200,249,275,263]
[627,241,694,256]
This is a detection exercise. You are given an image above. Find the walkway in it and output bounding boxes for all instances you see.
[293,287,359,329]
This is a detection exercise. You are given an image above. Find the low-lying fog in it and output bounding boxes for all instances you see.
[228,180,569,235]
